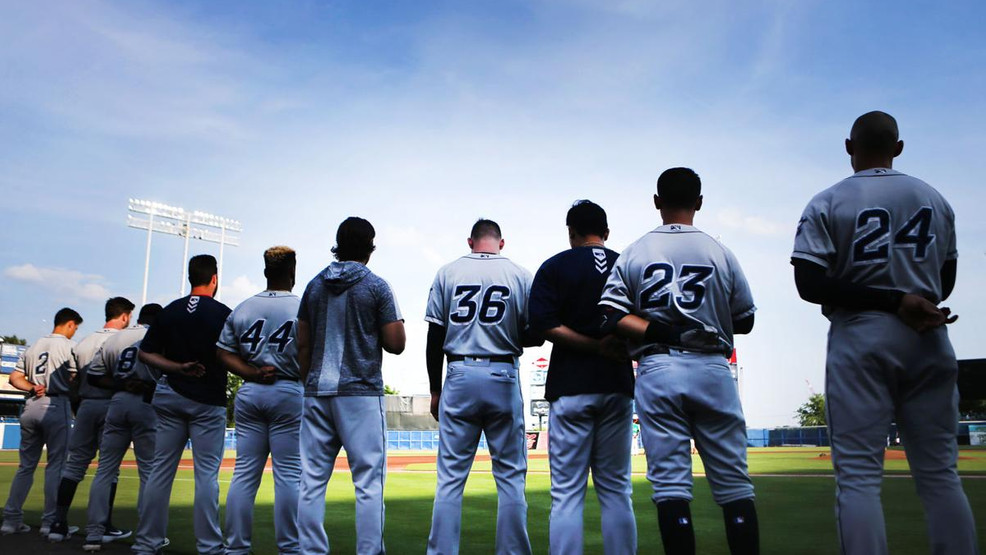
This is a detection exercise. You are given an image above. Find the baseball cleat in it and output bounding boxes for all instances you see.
[47,520,68,542]
[102,525,133,543]
[83,538,103,552]
[1,522,31,535]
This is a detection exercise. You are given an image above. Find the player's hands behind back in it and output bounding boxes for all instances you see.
[176,361,206,378]
[896,293,957,333]
[33,383,46,397]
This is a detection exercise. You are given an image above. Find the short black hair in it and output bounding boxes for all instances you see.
[104,297,135,322]
[264,246,296,280]
[657,167,702,209]
[470,219,502,241]
[332,217,376,262]
[566,200,608,238]
[54,307,83,327]
[188,254,218,287]
[850,111,899,156]
[137,303,163,326]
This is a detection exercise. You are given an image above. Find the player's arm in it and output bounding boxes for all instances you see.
[216,349,275,384]
[426,323,446,421]
[381,321,406,355]
[297,317,312,383]
[941,259,957,301]
[8,370,34,393]
[792,258,952,332]
[733,314,755,335]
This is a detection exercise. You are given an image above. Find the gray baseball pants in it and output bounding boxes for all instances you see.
[131,383,226,555]
[826,312,978,555]
[427,359,532,555]
[62,398,112,482]
[226,380,303,555]
[548,393,636,555]
[298,395,386,555]
[85,390,158,543]
[2,395,70,528]
[636,350,754,506]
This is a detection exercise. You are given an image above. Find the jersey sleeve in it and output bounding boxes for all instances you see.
[942,198,958,261]
[528,258,561,332]
[599,252,634,314]
[791,196,836,268]
[518,267,534,331]
[13,352,25,375]
[216,312,239,353]
[725,248,757,319]
[376,279,403,325]
[424,271,446,326]
[66,341,78,374]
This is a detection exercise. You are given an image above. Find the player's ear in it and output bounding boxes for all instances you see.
[467,237,474,250]
[695,195,703,211]
[845,138,854,157]
[263,268,271,280]
[653,194,661,211]
[603,229,610,241]
[893,140,903,158]
[499,238,505,251]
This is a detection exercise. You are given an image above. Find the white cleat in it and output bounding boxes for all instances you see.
[1,522,31,535]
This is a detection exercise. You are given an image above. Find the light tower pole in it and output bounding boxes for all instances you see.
[127,199,242,305]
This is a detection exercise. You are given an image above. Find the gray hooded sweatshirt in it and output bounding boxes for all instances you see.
[298,261,402,396]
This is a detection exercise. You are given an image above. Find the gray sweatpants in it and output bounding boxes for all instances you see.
[62,398,112,483]
[131,383,226,555]
[85,390,157,543]
[636,350,753,506]
[298,395,387,555]
[2,395,70,527]
[225,381,303,555]
[826,312,978,555]
[427,359,532,555]
[548,393,636,555]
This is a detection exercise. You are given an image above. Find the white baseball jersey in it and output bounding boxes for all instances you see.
[15,334,77,395]
[599,224,755,357]
[792,168,957,314]
[425,253,534,356]
[73,328,119,400]
[217,290,301,379]
[89,325,158,384]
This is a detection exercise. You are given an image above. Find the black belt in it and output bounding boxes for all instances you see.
[639,344,729,358]
[447,355,516,364]
[276,376,300,382]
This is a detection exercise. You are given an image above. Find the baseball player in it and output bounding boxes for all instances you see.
[528,200,636,555]
[1,308,83,537]
[600,168,759,555]
[792,111,978,555]
[296,217,405,555]
[48,296,135,543]
[82,303,164,552]
[133,254,232,555]
[218,246,303,555]
[425,219,541,555]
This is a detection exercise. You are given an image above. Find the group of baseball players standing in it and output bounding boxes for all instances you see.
[0,111,978,555]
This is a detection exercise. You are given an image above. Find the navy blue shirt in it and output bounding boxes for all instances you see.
[529,246,634,402]
[141,295,232,407]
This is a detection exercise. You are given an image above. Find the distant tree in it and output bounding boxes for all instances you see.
[227,374,244,425]
[796,393,826,426]
[1,335,26,345]
[383,384,400,395]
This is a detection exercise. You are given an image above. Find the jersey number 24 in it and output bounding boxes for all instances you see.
[853,206,935,264]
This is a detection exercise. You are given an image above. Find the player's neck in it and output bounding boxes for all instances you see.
[266,278,293,292]
[103,318,128,331]
[660,209,695,226]
[571,235,605,248]
[470,238,501,255]
[852,158,894,172]
[190,285,215,297]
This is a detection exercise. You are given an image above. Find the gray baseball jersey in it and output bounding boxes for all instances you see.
[599,224,755,357]
[89,326,157,384]
[425,253,534,356]
[217,290,301,380]
[15,334,77,395]
[73,329,118,400]
[792,168,957,313]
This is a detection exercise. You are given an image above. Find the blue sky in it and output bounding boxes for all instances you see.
[2,0,984,425]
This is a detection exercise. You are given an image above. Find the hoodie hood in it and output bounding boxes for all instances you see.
[320,261,371,294]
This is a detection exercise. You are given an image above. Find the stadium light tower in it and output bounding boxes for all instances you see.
[127,199,242,305]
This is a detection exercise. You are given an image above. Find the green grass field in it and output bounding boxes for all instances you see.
[1,448,984,554]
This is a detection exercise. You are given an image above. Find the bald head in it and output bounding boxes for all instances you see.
[846,111,903,171]
[850,111,899,156]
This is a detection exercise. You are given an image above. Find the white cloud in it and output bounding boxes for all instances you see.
[219,274,263,307]
[714,208,785,237]
[4,264,111,301]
